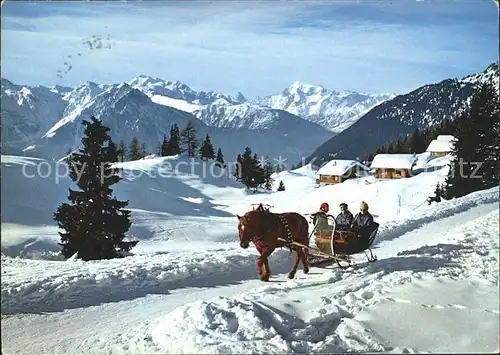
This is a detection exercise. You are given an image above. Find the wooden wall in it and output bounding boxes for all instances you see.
[319,167,359,184]
[374,168,412,179]
[429,151,448,158]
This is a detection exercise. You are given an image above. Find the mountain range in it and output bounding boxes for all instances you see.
[305,62,499,164]
[1,76,390,166]
[2,62,496,169]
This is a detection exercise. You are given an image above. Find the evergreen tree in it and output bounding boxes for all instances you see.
[141,143,148,158]
[180,122,198,157]
[54,116,138,261]
[160,134,169,156]
[233,153,243,181]
[216,148,225,167]
[427,182,444,204]
[245,153,265,191]
[473,83,499,188]
[277,180,286,191]
[199,134,216,160]
[167,124,181,155]
[64,148,73,164]
[129,136,142,160]
[444,83,498,199]
[117,140,126,162]
[262,158,274,190]
[107,140,119,162]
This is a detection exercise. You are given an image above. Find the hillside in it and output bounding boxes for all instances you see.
[1,151,498,353]
[304,62,499,164]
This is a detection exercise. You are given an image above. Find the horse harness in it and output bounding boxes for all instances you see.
[278,214,294,251]
[249,209,294,251]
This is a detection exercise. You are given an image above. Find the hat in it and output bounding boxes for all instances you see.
[360,201,369,210]
[320,202,329,212]
[339,203,348,208]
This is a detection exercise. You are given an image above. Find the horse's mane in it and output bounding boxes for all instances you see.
[246,204,279,236]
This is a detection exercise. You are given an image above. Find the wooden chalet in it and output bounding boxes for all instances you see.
[425,135,455,157]
[370,154,418,179]
[316,160,370,185]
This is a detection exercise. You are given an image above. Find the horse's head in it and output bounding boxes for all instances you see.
[236,210,264,249]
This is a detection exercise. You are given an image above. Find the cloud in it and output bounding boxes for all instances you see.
[2,0,498,99]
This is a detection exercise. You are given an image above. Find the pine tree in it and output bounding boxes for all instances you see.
[216,148,225,167]
[199,134,216,160]
[54,116,138,261]
[167,124,181,155]
[473,83,499,188]
[444,83,498,199]
[129,136,142,160]
[141,143,148,158]
[180,122,198,157]
[64,148,73,164]
[427,182,443,204]
[117,140,126,162]
[160,134,169,156]
[262,158,274,190]
[246,153,265,191]
[277,180,286,191]
[233,153,243,180]
[156,141,162,156]
[107,140,118,162]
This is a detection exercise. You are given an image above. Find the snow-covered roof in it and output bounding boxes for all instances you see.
[317,159,370,176]
[426,139,454,153]
[370,154,418,170]
[436,135,455,142]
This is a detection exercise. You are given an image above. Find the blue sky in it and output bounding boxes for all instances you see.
[2,0,498,99]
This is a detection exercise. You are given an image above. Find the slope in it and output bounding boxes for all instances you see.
[305,62,499,163]
[1,187,498,353]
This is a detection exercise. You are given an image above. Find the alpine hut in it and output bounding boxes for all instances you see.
[316,159,370,185]
[370,154,418,179]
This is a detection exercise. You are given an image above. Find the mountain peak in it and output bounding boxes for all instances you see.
[288,81,324,93]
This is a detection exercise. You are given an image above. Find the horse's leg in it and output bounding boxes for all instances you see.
[260,249,274,282]
[288,248,301,279]
[301,247,310,274]
[256,249,265,278]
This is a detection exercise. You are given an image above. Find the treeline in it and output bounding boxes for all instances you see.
[115,122,225,166]
[428,82,499,202]
[364,117,462,162]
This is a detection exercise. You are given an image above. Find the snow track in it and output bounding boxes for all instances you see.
[2,198,498,354]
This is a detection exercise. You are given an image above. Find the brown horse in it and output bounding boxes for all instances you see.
[237,204,310,281]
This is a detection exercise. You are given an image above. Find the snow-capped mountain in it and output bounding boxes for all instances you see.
[1,78,333,164]
[258,81,395,132]
[129,75,329,130]
[305,62,499,164]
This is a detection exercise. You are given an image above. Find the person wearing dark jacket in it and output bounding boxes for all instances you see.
[351,201,374,232]
[335,203,353,229]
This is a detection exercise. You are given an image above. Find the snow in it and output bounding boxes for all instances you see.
[316,159,369,176]
[1,152,499,354]
[370,154,418,170]
[426,139,454,153]
[436,134,454,141]
[150,94,201,113]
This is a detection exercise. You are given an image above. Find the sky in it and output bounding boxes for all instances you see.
[1,0,498,99]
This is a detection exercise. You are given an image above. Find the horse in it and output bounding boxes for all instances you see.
[236,203,310,281]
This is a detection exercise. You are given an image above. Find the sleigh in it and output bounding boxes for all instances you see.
[307,214,379,269]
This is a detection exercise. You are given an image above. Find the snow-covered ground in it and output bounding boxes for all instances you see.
[1,153,499,354]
